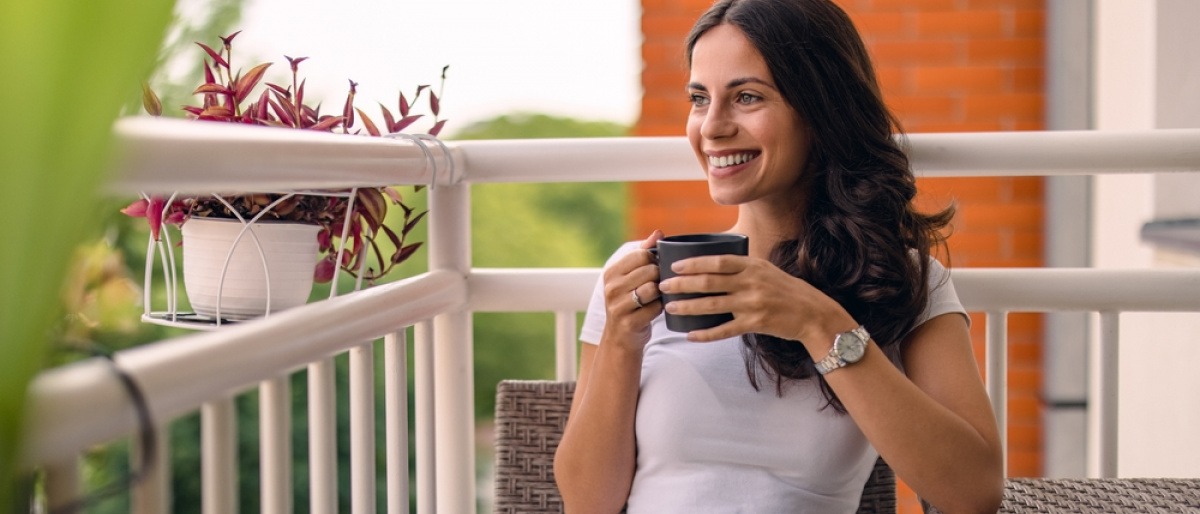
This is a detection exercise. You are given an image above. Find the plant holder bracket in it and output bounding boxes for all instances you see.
[138,135,443,331]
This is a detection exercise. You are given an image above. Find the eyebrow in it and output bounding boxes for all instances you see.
[686,77,774,91]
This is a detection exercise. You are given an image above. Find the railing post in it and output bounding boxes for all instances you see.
[260,375,292,514]
[308,358,338,513]
[131,422,170,514]
[986,311,1008,477]
[44,457,80,513]
[555,310,578,382]
[1089,311,1120,478]
[384,330,410,514]
[202,397,238,514]
[429,182,475,514]
[414,320,437,514]
[350,342,377,514]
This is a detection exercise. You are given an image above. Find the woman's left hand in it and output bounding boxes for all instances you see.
[658,254,857,345]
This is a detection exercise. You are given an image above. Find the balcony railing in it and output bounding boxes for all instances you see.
[21,118,1200,514]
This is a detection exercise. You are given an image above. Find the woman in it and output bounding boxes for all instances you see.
[554,0,1003,512]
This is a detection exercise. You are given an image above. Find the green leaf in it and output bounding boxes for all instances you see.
[0,0,173,506]
[141,82,162,116]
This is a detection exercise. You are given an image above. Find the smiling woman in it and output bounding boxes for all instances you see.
[231,0,642,127]
[553,1,1004,513]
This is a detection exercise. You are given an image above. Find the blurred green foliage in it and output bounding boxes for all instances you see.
[0,0,174,510]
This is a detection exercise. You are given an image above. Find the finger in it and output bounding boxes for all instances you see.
[608,244,660,276]
[686,322,742,342]
[670,254,746,275]
[639,229,664,250]
[631,281,662,307]
[659,272,734,296]
[664,294,730,317]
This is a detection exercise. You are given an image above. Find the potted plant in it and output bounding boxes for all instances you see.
[121,31,447,320]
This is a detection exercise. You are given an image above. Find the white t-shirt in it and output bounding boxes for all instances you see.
[579,242,967,513]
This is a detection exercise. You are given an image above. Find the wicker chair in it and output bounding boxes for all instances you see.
[493,380,1200,514]
[493,380,895,514]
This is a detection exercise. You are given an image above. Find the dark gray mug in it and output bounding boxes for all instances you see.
[654,233,749,332]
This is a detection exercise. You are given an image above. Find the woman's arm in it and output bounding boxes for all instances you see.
[662,255,1003,513]
[822,313,1003,514]
[554,233,662,513]
[554,343,642,513]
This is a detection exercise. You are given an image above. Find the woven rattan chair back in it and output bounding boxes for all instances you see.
[493,379,896,514]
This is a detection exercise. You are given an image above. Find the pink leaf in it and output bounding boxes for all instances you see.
[308,115,345,132]
[144,196,166,241]
[398,92,410,117]
[393,114,423,132]
[356,108,381,137]
[381,186,403,204]
[317,228,332,251]
[219,30,242,47]
[428,119,447,137]
[120,199,148,217]
[314,255,337,283]
[196,42,228,68]
[378,103,396,133]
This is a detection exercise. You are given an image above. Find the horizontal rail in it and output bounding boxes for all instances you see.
[461,266,1200,314]
[109,117,459,194]
[467,268,600,312]
[21,270,466,466]
[109,118,1200,193]
[952,268,1200,312]
[24,266,1200,468]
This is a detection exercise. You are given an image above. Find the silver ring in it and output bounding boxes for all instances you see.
[631,289,645,309]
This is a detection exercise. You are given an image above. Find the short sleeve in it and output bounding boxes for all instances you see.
[920,257,969,327]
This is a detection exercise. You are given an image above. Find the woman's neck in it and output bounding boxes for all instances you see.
[729,201,803,259]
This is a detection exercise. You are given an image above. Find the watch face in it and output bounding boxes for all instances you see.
[837,332,866,363]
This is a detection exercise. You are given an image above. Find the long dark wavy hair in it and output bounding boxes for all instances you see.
[686,0,954,412]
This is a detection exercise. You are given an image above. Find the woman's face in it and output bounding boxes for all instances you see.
[686,23,810,208]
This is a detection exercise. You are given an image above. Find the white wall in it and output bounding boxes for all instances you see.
[1092,0,1200,478]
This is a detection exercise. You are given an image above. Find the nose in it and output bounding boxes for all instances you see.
[700,103,736,140]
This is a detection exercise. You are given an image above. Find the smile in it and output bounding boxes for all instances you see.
[707,152,758,168]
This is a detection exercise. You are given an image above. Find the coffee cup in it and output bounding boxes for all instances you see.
[653,233,749,332]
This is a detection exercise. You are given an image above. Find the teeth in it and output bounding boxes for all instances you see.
[708,152,755,168]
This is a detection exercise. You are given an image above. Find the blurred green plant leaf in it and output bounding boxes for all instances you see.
[0,0,174,507]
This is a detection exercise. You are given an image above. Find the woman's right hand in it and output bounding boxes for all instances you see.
[600,230,664,351]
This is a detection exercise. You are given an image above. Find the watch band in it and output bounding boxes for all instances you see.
[814,325,869,375]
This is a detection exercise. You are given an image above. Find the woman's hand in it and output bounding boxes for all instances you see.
[658,253,857,346]
[599,230,665,351]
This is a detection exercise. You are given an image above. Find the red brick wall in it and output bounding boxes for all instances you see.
[633,0,1046,511]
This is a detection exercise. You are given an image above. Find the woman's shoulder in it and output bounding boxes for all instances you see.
[919,254,967,326]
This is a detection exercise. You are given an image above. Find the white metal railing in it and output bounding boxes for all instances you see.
[20,118,1200,514]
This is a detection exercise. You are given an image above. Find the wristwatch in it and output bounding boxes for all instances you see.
[814,325,869,375]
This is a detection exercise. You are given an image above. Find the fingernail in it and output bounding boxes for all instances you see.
[664,302,677,313]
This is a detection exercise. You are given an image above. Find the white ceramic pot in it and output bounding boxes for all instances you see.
[181,218,320,320]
